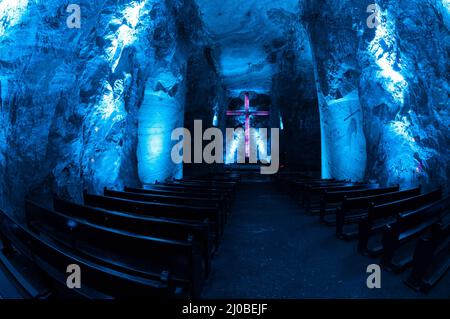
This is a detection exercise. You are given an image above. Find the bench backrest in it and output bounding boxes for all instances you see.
[312,184,379,193]
[83,192,218,222]
[0,209,169,298]
[141,185,224,197]
[343,187,422,211]
[396,196,450,235]
[105,188,219,208]
[124,187,223,200]
[325,185,399,203]
[25,200,198,282]
[53,197,209,242]
[153,182,231,193]
[370,189,443,221]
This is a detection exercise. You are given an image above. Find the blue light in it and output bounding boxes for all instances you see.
[148,134,164,157]
[212,112,219,127]
[368,10,408,105]
[104,1,148,72]
[0,0,29,37]
[279,113,284,131]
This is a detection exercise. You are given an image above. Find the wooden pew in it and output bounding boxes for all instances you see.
[162,178,235,188]
[185,175,241,183]
[294,180,351,204]
[151,182,234,199]
[105,188,227,215]
[53,197,214,275]
[174,178,237,188]
[405,210,450,292]
[161,181,236,198]
[336,187,422,239]
[0,209,171,299]
[83,192,224,239]
[104,187,229,235]
[125,186,230,213]
[286,178,337,197]
[303,183,379,214]
[124,187,231,212]
[381,197,450,272]
[26,200,204,298]
[358,189,442,256]
[319,186,400,225]
[0,235,52,299]
[291,179,343,198]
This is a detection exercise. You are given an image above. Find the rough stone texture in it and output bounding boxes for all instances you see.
[1,0,449,217]
[358,0,450,191]
[271,12,321,171]
[302,0,449,189]
[302,0,368,181]
[0,0,217,215]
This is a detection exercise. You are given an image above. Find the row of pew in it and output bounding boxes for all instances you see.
[275,173,450,293]
[0,173,240,299]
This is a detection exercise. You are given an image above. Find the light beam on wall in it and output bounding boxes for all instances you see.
[0,0,28,38]
[368,9,408,105]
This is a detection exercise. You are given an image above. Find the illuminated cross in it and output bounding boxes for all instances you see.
[226,92,269,158]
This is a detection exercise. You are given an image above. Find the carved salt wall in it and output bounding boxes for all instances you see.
[302,0,449,189]
[0,0,219,215]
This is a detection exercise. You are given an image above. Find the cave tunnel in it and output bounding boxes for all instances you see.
[0,0,449,301]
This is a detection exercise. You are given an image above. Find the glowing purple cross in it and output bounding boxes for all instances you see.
[226,92,269,158]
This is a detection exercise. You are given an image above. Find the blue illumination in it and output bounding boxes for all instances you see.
[67,220,78,229]
[320,91,367,181]
[148,133,164,157]
[368,9,408,105]
[105,1,148,72]
[0,0,28,38]
[279,113,284,131]
[212,112,219,127]
[138,89,183,183]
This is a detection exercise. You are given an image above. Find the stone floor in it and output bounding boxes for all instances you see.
[202,183,450,299]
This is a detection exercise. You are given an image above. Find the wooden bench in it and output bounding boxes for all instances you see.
[0,209,170,299]
[284,178,336,195]
[125,186,231,214]
[26,200,204,297]
[83,192,224,239]
[160,181,236,198]
[151,182,234,199]
[105,188,227,216]
[381,196,450,272]
[291,179,344,199]
[405,207,450,292]
[358,189,442,256]
[183,175,241,183]
[53,197,214,275]
[335,187,422,239]
[0,235,52,299]
[107,187,228,232]
[303,183,379,214]
[319,186,400,224]
[174,178,237,188]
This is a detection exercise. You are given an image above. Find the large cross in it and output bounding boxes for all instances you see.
[226,92,269,158]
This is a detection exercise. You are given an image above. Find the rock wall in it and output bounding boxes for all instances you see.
[302,0,368,181]
[301,0,450,190]
[271,11,321,171]
[0,0,213,215]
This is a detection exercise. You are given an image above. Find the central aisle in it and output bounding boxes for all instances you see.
[201,183,450,299]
